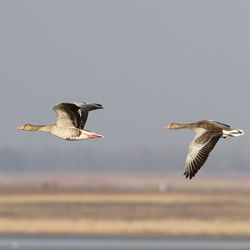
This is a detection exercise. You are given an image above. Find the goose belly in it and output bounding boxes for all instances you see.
[51,127,81,140]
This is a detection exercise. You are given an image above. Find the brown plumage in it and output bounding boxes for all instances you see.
[164,120,244,179]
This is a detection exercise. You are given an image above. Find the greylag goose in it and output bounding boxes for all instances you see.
[164,120,244,179]
[17,102,104,141]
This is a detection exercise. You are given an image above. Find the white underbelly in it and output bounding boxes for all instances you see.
[51,127,81,140]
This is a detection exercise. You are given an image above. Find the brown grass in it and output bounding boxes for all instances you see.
[0,218,249,236]
[0,188,249,237]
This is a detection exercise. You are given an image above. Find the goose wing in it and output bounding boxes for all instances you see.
[75,103,103,129]
[207,120,231,129]
[184,131,222,179]
[53,103,81,128]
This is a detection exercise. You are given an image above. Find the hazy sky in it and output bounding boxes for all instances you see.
[0,1,249,175]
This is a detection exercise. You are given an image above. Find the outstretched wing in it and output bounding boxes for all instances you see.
[52,103,81,128]
[207,120,231,129]
[75,103,103,129]
[184,131,222,179]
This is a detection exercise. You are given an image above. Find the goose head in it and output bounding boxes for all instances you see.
[17,124,37,131]
[164,123,188,129]
[164,123,174,129]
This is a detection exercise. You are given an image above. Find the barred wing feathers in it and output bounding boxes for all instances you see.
[184,132,221,179]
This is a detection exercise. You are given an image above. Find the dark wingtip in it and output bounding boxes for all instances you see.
[94,103,104,109]
[184,171,194,180]
[79,103,104,111]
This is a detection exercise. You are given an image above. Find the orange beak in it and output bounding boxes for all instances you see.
[16,125,24,130]
[164,124,171,129]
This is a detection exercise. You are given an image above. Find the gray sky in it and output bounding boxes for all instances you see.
[0,1,249,175]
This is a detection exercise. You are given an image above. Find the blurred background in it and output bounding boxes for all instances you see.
[0,0,250,248]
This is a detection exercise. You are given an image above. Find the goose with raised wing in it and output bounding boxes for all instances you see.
[17,102,104,140]
[164,120,244,179]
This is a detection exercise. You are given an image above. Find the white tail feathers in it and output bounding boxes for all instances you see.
[222,129,244,137]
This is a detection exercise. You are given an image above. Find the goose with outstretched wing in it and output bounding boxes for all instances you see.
[164,120,244,179]
[17,102,103,141]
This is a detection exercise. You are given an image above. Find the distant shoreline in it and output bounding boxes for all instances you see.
[0,172,250,192]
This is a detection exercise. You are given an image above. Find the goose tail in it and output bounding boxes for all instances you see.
[222,129,244,137]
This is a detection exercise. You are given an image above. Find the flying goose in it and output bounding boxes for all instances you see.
[17,102,104,141]
[164,120,244,179]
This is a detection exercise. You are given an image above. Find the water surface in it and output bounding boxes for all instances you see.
[1,236,250,250]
